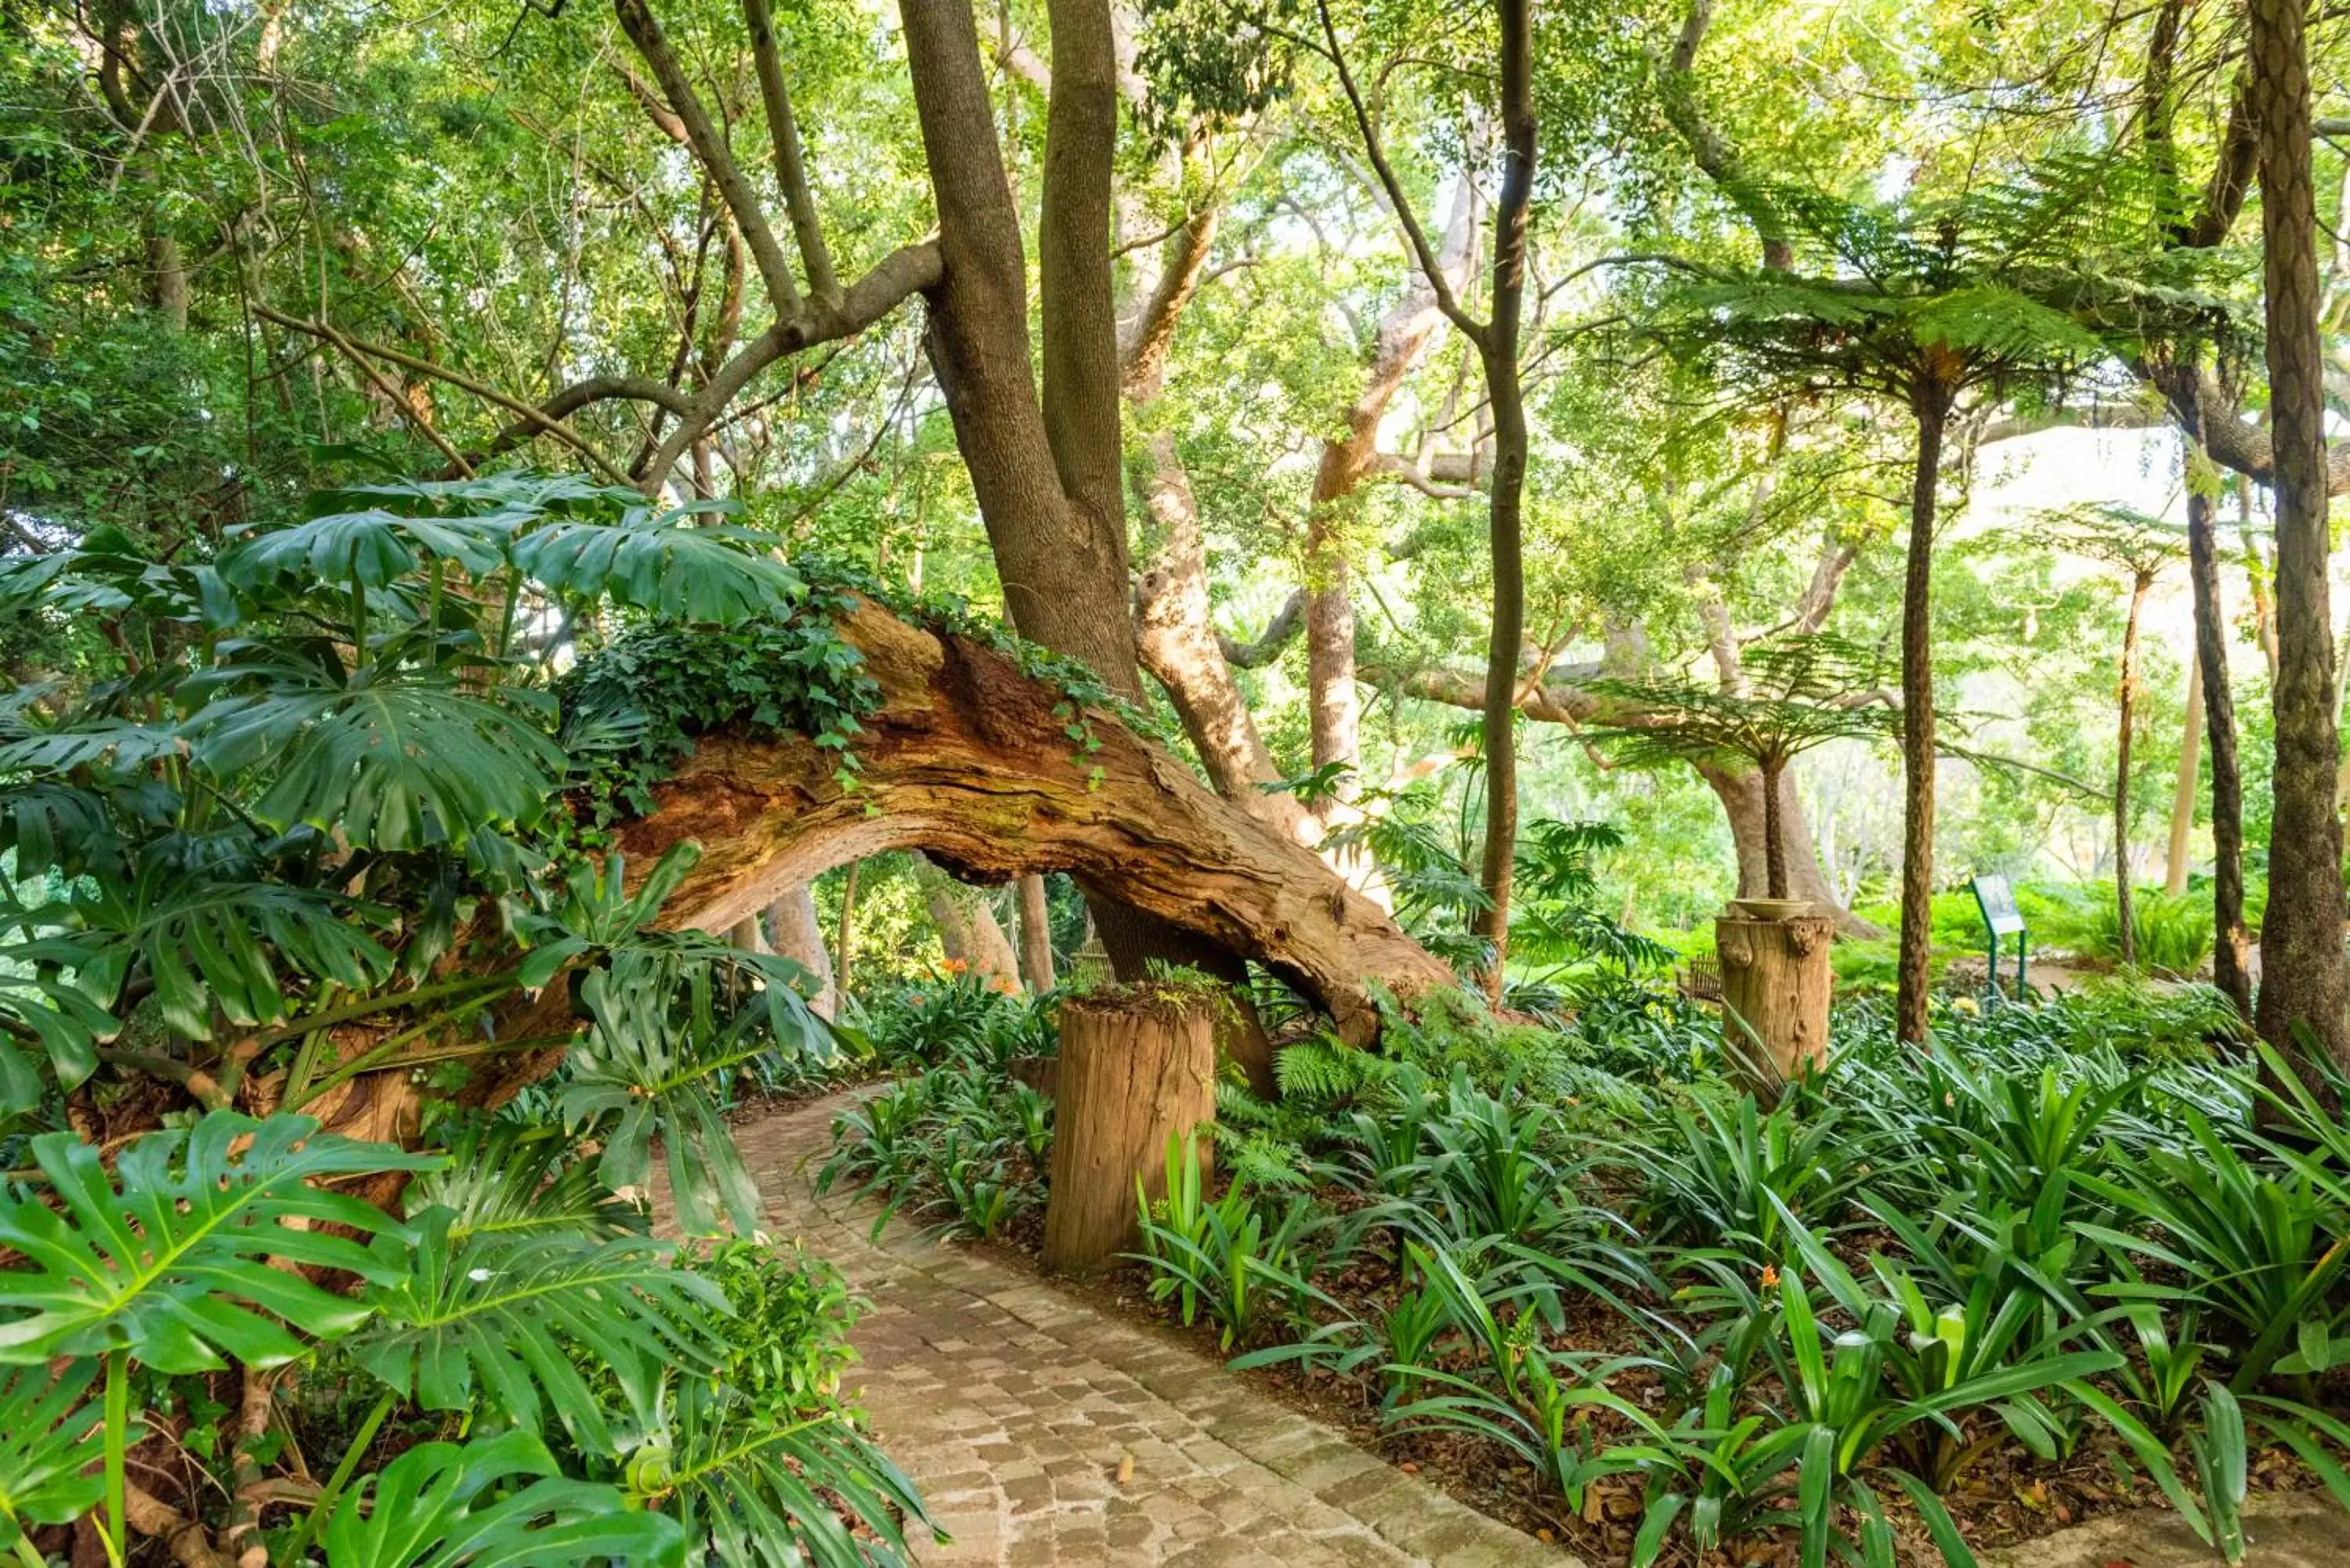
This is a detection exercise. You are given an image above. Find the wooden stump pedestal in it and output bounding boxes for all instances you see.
[1715,912,1836,1087]
[1039,989,1217,1274]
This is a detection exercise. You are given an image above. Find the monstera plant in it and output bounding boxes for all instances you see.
[0,473,925,1565]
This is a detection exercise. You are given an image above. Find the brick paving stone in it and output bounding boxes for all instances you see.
[714,1092,1580,1567]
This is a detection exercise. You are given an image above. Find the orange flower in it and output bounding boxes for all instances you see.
[938,958,969,976]
[992,975,1022,995]
[1761,1263,1781,1288]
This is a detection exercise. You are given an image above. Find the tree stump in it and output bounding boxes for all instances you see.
[1715,912,1836,1088]
[1040,988,1217,1273]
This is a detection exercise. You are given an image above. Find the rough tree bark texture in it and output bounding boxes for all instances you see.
[1895,371,1954,1045]
[1040,991,1217,1273]
[2113,572,2152,966]
[1716,912,1835,1088]
[595,598,1449,1044]
[2249,0,2350,1072]
[765,885,837,1017]
[1016,874,1058,993]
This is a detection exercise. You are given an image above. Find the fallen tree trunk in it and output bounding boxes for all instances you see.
[603,597,1452,1042]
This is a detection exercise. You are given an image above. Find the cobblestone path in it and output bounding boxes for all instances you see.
[732,1092,1578,1568]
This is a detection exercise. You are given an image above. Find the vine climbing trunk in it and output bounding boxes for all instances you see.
[2249,0,2350,1078]
[1895,369,1954,1045]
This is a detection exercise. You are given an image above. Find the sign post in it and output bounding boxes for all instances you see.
[1970,874,2029,1005]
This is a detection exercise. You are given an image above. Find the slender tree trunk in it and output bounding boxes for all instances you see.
[2249,0,2350,1075]
[1468,0,1535,1006]
[2166,652,2200,898]
[2114,573,2152,966]
[1016,873,1057,993]
[1761,759,1788,898]
[1895,373,1954,1045]
[2183,403,2255,1016]
[833,859,859,1000]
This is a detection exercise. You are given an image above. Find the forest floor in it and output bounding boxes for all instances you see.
[730,1089,2350,1568]
[731,1089,1574,1566]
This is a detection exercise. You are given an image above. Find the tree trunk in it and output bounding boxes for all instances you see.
[1467,0,1535,1006]
[1131,433,1314,844]
[765,884,837,1017]
[576,598,1448,1050]
[913,854,1021,987]
[2249,0,2350,1075]
[1761,759,1788,899]
[2166,651,2200,898]
[1896,374,1953,1045]
[1697,762,1881,935]
[2183,397,2255,1017]
[833,860,859,1001]
[1302,182,1482,799]
[2114,573,2151,966]
[1016,873,1058,993]
[1040,988,1217,1273]
[1716,912,1835,1089]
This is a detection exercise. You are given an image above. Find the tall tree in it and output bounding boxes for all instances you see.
[1321,0,1537,1001]
[2247,0,2350,1071]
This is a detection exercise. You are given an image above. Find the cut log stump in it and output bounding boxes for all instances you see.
[1715,912,1836,1089]
[1040,988,1217,1274]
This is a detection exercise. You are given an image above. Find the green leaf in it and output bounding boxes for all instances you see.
[627,1380,930,1568]
[321,1430,685,1568]
[0,1112,434,1373]
[222,506,515,590]
[189,674,567,849]
[0,1362,107,1549]
[345,1209,727,1456]
[511,501,800,626]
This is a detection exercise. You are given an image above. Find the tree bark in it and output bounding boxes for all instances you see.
[913,854,1022,986]
[1761,760,1788,899]
[1467,0,1536,1006]
[2166,651,2200,898]
[765,885,837,1017]
[1716,912,1835,1089]
[2114,573,2152,966]
[2249,0,2350,1075]
[2182,399,2255,1017]
[1131,433,1315,844]
[580,598,1449,1048]
[1015,873,1058,993]
[1040,990,1217,1273]
[1895,373,1953,1045]
[1694,762,1880,936]
[1303,181,1480,794]
[834,860,859,1001]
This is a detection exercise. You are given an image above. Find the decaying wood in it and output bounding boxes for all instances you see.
[1716,912,1835,1088]
[596,597,1451,1044]
[1041,990,1217,1272]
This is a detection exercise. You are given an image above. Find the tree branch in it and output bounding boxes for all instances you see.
[740,0,837,300]
[1313,0,1484,344]
[613,0,802,313]
[1218,588,1307,667]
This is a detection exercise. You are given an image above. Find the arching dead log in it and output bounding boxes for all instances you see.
[602,597,1451,1042]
